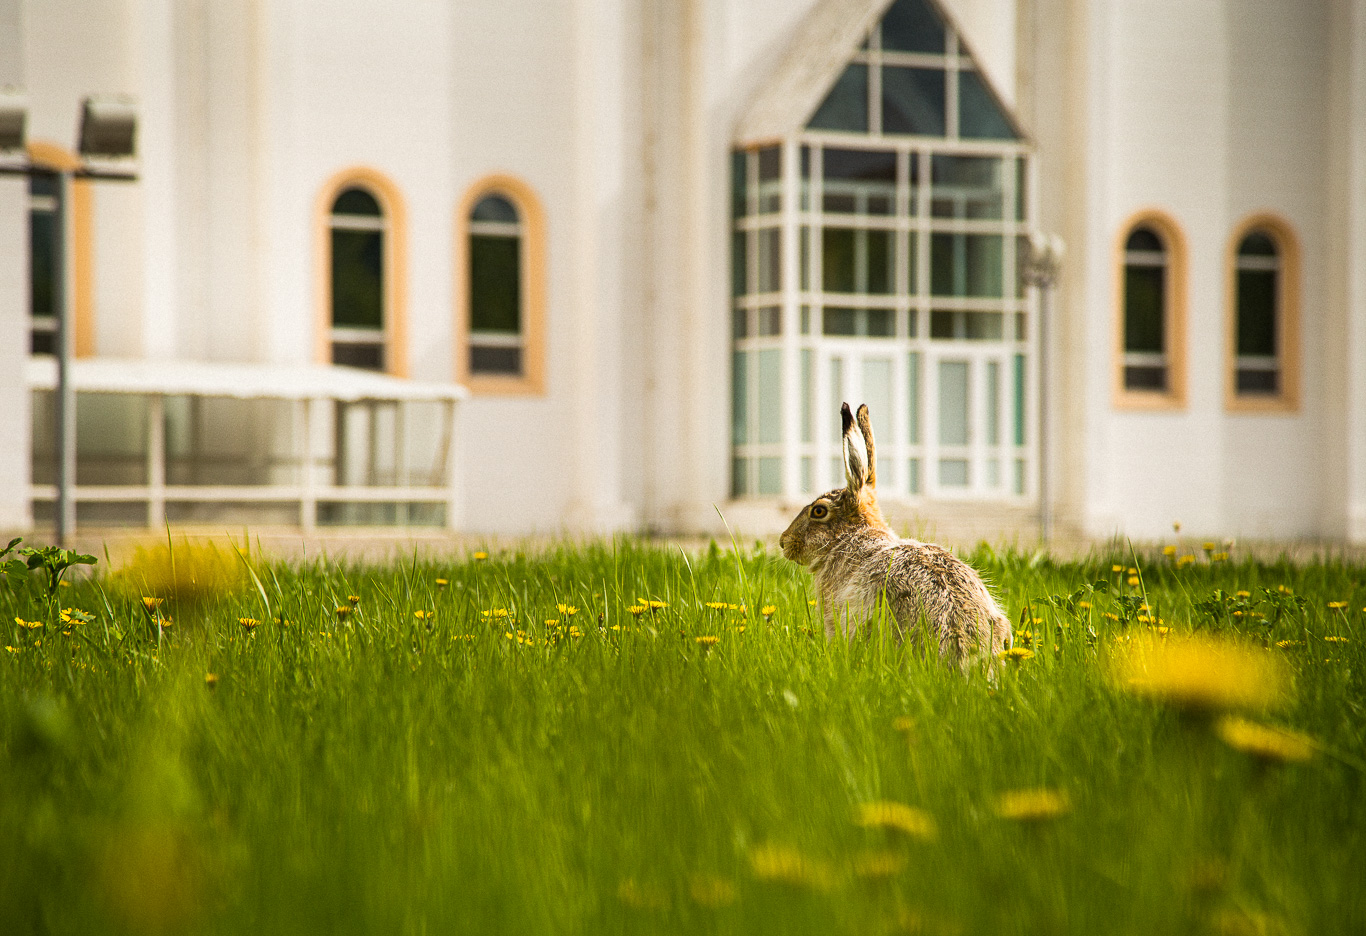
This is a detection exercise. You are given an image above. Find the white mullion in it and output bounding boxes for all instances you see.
[781,136,802,498]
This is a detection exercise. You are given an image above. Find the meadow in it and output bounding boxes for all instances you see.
[1,535,1362,935]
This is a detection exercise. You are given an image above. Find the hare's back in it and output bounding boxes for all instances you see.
[886,540,1000,612]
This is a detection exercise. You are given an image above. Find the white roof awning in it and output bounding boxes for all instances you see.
[27,357,469,402]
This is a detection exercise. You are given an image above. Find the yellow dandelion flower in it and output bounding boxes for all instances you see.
[335,605,352,618]
[1127,575,1140,587]
[347,595,361,606]
[480,608,509,619]
[568,625,582,637]
[239,617,259,631]
[5,646,19,654]
[628,605,647,616]
[892,716,916,735]
[761,605,777,618]
[1078,601,1092,610]
[1000,647,1035,663]
[1211,552,1229,562]
[1178,555,1196,567]
[807,599,817,606]
[696,635,720,647]
[414,610,434,620]
[994,788,1070,822]
[1103,612,1119,622]
[688,874,737,908]
[1275,640,1303,649]
[1111,564,1125,573]
[1215,715,1316,764]
[1325,635,1349,643]
[855,801,937,841]
[472,551,488,561]
[545,619,561,627]
[1108,634,1291,712]
[556,604,578,616]
[141,596,163,613]
[1151,626,1171,636]
[435,578,448,588]
[1327,601,1348,610]
[1203,542,1217,552]
[1277,584,1291,593]
[852,849,907,880]
[617,878,669,910]
[705,602,728,610]
[1162,544,1177,557]
[16,617,42,630]
[205,673,219,688]
[1236,590,1251,598]
[748,844,833,890]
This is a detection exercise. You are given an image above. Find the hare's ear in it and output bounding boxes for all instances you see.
[841,402,867,493]
[855,403,877,489]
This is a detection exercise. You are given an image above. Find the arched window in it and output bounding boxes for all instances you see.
[1121,226,1168,392]
[1227,219,1298,411]
[28,169,60,355]
[468,194,523,375]
[329,186,386,370]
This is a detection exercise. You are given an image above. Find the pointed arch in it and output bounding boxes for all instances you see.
[314,166,409,377]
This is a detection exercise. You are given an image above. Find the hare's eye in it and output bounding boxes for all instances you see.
[810,504,828,519]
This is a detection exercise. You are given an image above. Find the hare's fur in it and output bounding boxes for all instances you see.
[779,403,1011,668]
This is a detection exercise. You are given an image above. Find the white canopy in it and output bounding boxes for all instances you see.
[27,357,468,402]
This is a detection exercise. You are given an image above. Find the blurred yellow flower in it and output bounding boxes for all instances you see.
[141,596,163,614]
[545,619,560,627]
[1275,640,1303,649]
[705,602,728,610]
[414,610,434,621]
[852,849,907,879]
[1000,647,1035,663]
[892,716,916,735]
[688,874,737,908]
[696,635,720,647]
[472,552,488,561]
[627,605,647,616]
[1235,590,1251,598]
[1215,716,1315,764]
[204,673,218,688]
[617,878,668,910]
[116,541,244,605]
[1203,542,1216,552]
[556,604,578,616]
[480,608,509,619]
[1108,634,1291,712]
[435,578,448,588]
[635,599,668,611]
[994,788,1070,822]
[1178,555,1196,567]
[1327,601,1348,609]
[1325,635,1349,643]
[748,844,833,890]
[347,595,361,606]
[239,618,259,631]
[855,801,937,841]
[1211,552,1229,562]
[1127,576,1140,587]
[1111,564,1124,573]
[761,605,777,618]
[335,606,352,619]
[15,617,42,630]
[1163,545,1177,557]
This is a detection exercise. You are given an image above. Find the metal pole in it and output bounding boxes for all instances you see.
[1038,279,1051,543]
[55,169,77,546]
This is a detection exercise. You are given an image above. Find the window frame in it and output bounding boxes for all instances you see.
[1113,210,1187,410]
[1225,214,1300,414]
[315,167,408,377]
[26,141,94,358]
[455,175,547,396]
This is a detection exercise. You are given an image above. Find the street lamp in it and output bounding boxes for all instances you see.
[1020,233,1064,543]
[1,93,138,546]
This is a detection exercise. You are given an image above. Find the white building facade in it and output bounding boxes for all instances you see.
[1,0,1364,542]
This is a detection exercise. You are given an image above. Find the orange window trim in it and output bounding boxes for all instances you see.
[1112,208,1188,410]
[455,174,547,396]
[1224,213,1300,415]
[315,167,409,378]
[27,141,95,358]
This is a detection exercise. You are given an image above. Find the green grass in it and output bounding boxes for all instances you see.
[1,538,1363,935]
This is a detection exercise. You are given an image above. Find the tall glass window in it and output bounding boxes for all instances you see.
[731,0,1032,501]
[329,187,385,371]
[29,171,60,356]
[468,194,524,376]
[1233,230,1279,395]
[1122,227,1167,391]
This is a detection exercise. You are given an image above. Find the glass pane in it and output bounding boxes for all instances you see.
[758,457,783,495]
[470,345,521,375]
[863,358,893,448]
[77,393,149,486]
[908,457,921,494]
[930,310,1003,340]
[801,305,811,334]
[732,151,748,219]
[1236,369,1279,394]
[830,356,844,442]
[470,235,521,333]
[1015,157,1027,221]
[332,187,381,216]
[331,229,383,329]
[1239,232,1276,256]
[165,396,300,486]
[1236,269,1277,357]
[938,360,969,445]
[801,456,813,493]
[958,69,1017,140]
[986,360,1000,445]
[908,351,921,444]
[801,349,814,443]
[1125,366,1167,391]
[1014,458,1025,495]
[867,230,893,294]
[732,231,748,297]
[823,229,856,293]
[800,227,810,290]
[1124,264,1165,353]
[808,64,869,133]
[1126,228,1162,252]
[758,228,782,293]
[334,342,385,371]
[822,148,896,215]
[471,195,518,223]
[882,66,946,136]
[29,208,57,319]
[758,146,781,214]
[930,233,1003,297]
[733,306,748,339]
[758,306,782,336]
[732,458,749,496]
[939,458,969,486]
[987,458,1000,487]
[1013,353,1025,446]
[866,309,894,337]
[880,0,946,53]
[758,350,782,444]
[801,146,811,209]
[931,155,1003,219]
[906,231,919,295]
[732,351,749,445]
[823,306,857,336]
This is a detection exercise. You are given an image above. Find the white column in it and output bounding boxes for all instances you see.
[0,170,28,530]
[1343,0,1366,541]
[137,0,179,360]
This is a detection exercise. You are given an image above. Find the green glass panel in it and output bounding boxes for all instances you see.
[758,349,782,444]
[470,235,520,333]
[931,155,1003,219]
[758,457,783,495]
[823,228,856,293]
[867,229,893,295]
[863,358,893,449]
[882,66,946,136]
[30,207,57,319]
[471,195,518,223]
[907,352,921,444]
[880,0,945,53]
[1013,353,1025,446]
[1016,158,1027,221]
[1238,232,1276,256]
[332,187,380,215]
[732,151,747,218]
[800,227,810,290]
[908,458,920,494]
[732,231,748,297]
[938,360,969,445]
[823,307,857,336]
[808,64,869,133]
[1237,270,1277,357]
[986,360,1000,445]
[939,458,969,486]
[823,148,896,215]
[732,351,749,445]
[930,233,1003,297]
[830,357,844,442]
[906,231,918,295]
[958,69,1017,140]
[801,349,814,443]
[758,228,782,293]
[1014,458,1025,495]
[732,458,749,496]
[1123,264,1165,353]
[331,229,383,329]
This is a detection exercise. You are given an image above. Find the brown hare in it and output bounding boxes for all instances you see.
[779,402,1012,669]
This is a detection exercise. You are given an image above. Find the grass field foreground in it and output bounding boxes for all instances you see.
[1,537,1363,935]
